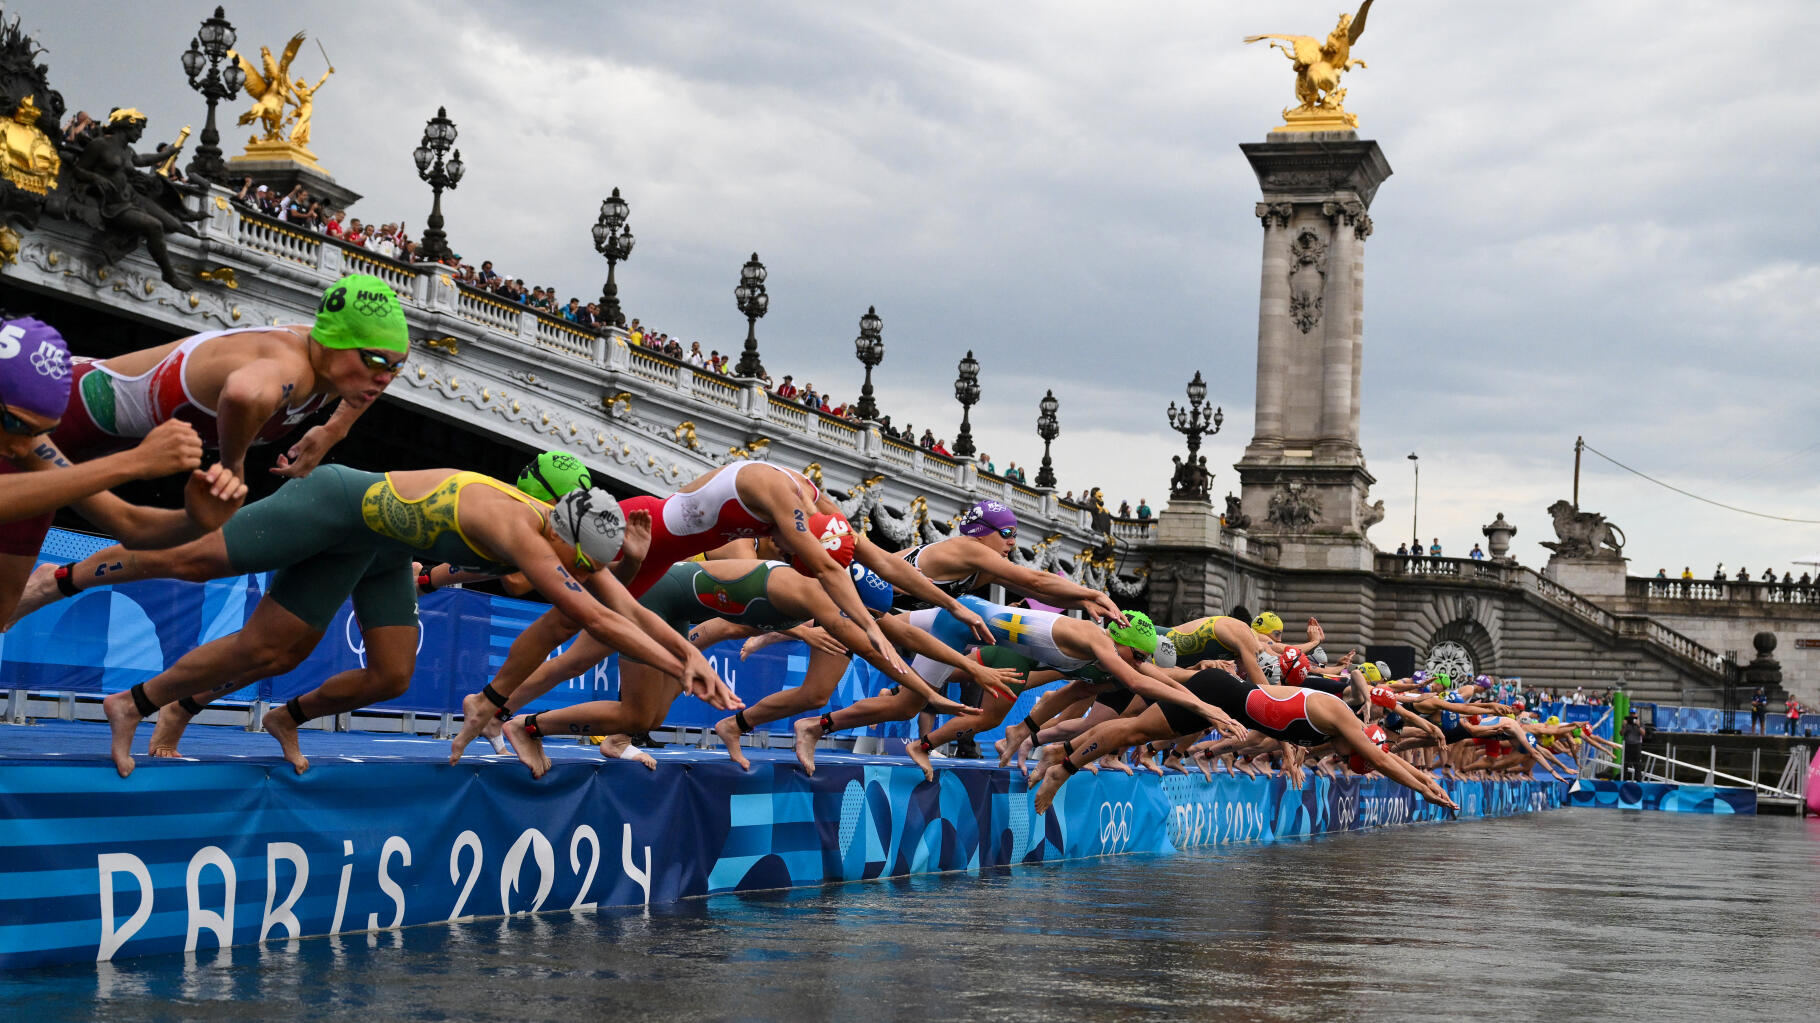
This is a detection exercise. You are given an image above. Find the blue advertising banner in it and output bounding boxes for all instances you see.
[0,724,1566,970]
[1565,779,1755,814]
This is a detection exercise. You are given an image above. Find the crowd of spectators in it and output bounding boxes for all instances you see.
[1676,564,1815,585]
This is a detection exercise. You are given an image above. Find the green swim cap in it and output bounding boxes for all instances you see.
[1107,610,1176,668]
[516,450,593,503]
[312,274,409,354]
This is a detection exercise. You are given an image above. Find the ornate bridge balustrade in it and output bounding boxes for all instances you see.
[1628,577,1820,607]
[2,191,1136,594]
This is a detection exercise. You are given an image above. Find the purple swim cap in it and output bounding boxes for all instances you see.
[0,317,72,420]
[958,499,1017,537]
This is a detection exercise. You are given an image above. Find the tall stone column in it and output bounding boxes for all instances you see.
[1232,132,1391,571]
[1245,202,1294,459]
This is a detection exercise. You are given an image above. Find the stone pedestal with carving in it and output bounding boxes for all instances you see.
[1232,131,1391,571]
[1544,555,1628,598]
[1156,498,1221,548]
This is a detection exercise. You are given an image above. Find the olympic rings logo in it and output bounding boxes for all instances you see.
[1097,800,1133,852]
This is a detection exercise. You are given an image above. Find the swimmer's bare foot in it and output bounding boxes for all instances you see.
[1134,747,1163,776]
[146,701,195,758]
[1195,751,1214,782]
[102,690,143,778]
[998,721,1031,767]
[1162,751,1189,774]
[599,734,656,770]
[502,719,549,779]
[1104,753,1134,776]
[6,563,63,629]
[792,718,822,776]
[905,737,935,783]
[713,716,751,771]
[1026,741,1061,784]
[1032,764,1067,815]
[449,691,498,764]
[1082,756,1101,774]
[261,706,310,775]
[483,716,507,754]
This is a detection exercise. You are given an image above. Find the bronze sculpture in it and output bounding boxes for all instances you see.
[69,109,202,288]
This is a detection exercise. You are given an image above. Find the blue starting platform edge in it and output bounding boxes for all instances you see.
[1565,779,1756,814]
[0,720,1566,970]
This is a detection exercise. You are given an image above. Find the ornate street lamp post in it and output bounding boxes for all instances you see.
[1035,389,1060,489]
[413,106,463,264]
[1408,452,1420,550]
[590,187,635,328]
[952,350,981,458]
[181,6,246,183]
[852,305,884,420]
[733,253,769,379]
[1165,370,1224,500]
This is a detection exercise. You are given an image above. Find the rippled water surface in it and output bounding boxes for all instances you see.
[8,811,1818,1022]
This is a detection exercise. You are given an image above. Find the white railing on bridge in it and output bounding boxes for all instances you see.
[1630,577,1820,606]
[236,214,322,268]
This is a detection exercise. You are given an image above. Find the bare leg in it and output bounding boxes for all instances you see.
[148,629,317,755]
[998,683,1095,766]
[450,612,586,763]
[714,649,848,771]
[264,623,418,775]
[97,597,321,776]
[503,661,682,774]
[12,533,233,623]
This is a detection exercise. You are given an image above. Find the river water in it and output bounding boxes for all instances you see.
[6,810,1816,1021]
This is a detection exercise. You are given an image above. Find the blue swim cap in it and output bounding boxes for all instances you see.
[850,563,894,615]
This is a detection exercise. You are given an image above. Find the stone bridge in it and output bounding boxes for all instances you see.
[0,195,1146,596]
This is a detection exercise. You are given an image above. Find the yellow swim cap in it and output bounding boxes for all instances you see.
[1360,662,1383,683]
[1252,611,1284,636]
[1546,715,1560,725]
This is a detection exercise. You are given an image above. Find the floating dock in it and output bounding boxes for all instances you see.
[0,721,1564,969]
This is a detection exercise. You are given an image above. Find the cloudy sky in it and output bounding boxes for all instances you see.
[25,1,1820,577]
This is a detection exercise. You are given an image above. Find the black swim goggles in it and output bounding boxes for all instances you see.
[356,348,406,372]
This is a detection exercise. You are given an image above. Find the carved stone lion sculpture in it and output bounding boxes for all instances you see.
[1539,499,1625,559]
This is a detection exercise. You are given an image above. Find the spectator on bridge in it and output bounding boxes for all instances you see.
[1802,572,1813,586]
[930,437,951,457]
[1396,542,1409,558]
[662,336,683,359]
[1713,564,1725,581]
[1655,568,1666,578]
[1787,697,1802,736]
[685,342,707,368]
[478,260,499,285]
[1751,687,1768,735]
[1736,566,1750,582]
[1429,539,1442,557]
[1411,538,1424,558]
[1471,544,1486,561]
[1117,500,1132,517]
[920,428,936,449]
[1682,566,1694,580]
[1761,567,1777,582]
[1783,571,1794,584]
[775,375,797,399]
[63,109,98,146]
[1137,499,1152,521]
[1062,490,1075,504]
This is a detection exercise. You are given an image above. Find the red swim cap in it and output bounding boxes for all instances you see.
[1369,686,1399,709]
[797,511,857,574]
[1280,646,1310,687]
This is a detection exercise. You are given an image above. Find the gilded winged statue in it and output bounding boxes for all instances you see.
[1245,0,1373,120]
[231,32,305,142]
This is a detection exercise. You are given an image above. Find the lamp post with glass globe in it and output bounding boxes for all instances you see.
[413,107,463,263]
[733,253,769,379]
[952,351,981,458]
[591,187,634,328]
[1165,370,1224,500]
[852,306,884,420]
[1035,389,1060,489]
[180,6,246,183]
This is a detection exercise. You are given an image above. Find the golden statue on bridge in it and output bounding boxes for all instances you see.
[227,31,334,168]
[1246,0,1373,132]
